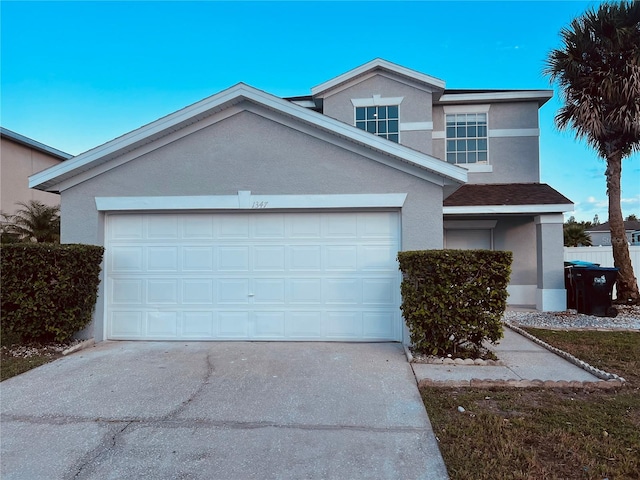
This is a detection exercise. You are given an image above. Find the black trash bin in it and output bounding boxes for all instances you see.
[564,261,599,310]
[572,266,619,317]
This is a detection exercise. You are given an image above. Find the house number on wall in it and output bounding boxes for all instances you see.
[252,201,269,209]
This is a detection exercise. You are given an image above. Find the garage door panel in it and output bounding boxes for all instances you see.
[363,312,396,338]
[325,246,358,271]
[254,312,286,338]
[182,279,214,304]
[111,312,143,338]
[183,215,214,239]
[111,279,143,304]
[286,312,323,337]
[359,245,397,271]
[289,246,322,271]
[106,212,401,341]
[218,312,250,338]
[217,247,249,271]
[325,278,360,304]
[147,312,178,337]
[326,312,361,338]
[183,247,214,271]
[217,279,250,304]
[182,312,215,337]
[253,279,286,304]
[147,215,179,239]
[362,278,396,305]
[111,247,144,272]
[254,246,285,271]
[147,280,178,304]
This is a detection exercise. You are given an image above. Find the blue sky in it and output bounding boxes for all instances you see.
[2,0,638,222]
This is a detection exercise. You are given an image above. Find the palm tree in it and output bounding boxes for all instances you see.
[545,1,640,304]
[0,201,60,243]
[564,222,593,247]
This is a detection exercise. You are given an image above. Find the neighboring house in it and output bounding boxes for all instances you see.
[585,220,640,246]
[1,127,72,215]
[29,59,572,343]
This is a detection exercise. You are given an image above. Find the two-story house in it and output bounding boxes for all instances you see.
[29,59,573,343]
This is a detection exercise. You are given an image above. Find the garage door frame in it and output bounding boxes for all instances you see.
[99,192,407,342]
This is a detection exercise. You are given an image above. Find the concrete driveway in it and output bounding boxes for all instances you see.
[1,341,448,480]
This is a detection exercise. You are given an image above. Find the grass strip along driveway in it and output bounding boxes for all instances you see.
[421,329,640,480]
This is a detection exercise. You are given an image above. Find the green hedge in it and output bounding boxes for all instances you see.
[398,249,512,356]
[1,244,104,343]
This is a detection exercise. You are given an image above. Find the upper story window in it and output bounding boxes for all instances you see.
[446,113,488,164]
[355,105,399,143]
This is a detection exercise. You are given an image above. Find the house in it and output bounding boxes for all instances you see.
[1,127,72,215]
[29,59,573,343]
[585,220,640,246]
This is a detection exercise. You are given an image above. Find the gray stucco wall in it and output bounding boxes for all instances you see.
[61,109,444,250]
[493,216,537,286]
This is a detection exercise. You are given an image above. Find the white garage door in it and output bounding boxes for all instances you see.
[105,211,401,341]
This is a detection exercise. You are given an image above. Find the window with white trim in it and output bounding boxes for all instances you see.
[355,105,399,142]
[446,113,488,164]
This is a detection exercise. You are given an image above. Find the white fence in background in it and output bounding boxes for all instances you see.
[564,246,640,299]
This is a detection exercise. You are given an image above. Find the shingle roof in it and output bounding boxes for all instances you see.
[586,220,640,232]
[444,183,573,207]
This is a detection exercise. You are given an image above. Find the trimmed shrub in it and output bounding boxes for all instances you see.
[1,243,104,343]
[398,249,512,357]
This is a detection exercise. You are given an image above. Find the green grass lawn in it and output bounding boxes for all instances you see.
[421,330,640,480]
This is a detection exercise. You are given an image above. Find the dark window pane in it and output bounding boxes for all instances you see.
[388,134,399,143]
[447,153,456,164]
[467,126,477,137]
[367,107,376,120]
[457,140,466,151]
[478,152,488,162]
[457,152,466,164]
[478,126,487,137]
[356,108,365,121]
[468,139,477,151]
[468,152,477,163]
[378,108,387,120]
[478,139,487,150]
[388,120,398,133]
[378,121,387,133]
[447,140,456,151]
[367,122,376,133]
[356,121,365,130]
[457,126,466,137]
[446,126,456,138]
[388,105,398,118]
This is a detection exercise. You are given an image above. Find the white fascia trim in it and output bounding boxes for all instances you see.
[311,58,446,96]
[443,204,574,215]
[32,83,467,191]
[439,91,553,105]
[432,128,539,140]
[443,220,497,229]
[400,122,433,132]
[443,104,490,114]
[351,95,404,107]
[535,213,565,225]
[289,100,317,109]
[95,192,408,211]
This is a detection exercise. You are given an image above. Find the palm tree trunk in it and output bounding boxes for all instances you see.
[606,153,640,304]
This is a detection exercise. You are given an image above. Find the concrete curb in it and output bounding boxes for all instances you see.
[505,323,626,383]
[62,338,95,356]
[418,377,625,390]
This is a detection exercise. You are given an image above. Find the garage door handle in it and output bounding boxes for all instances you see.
[248,293,255,297]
